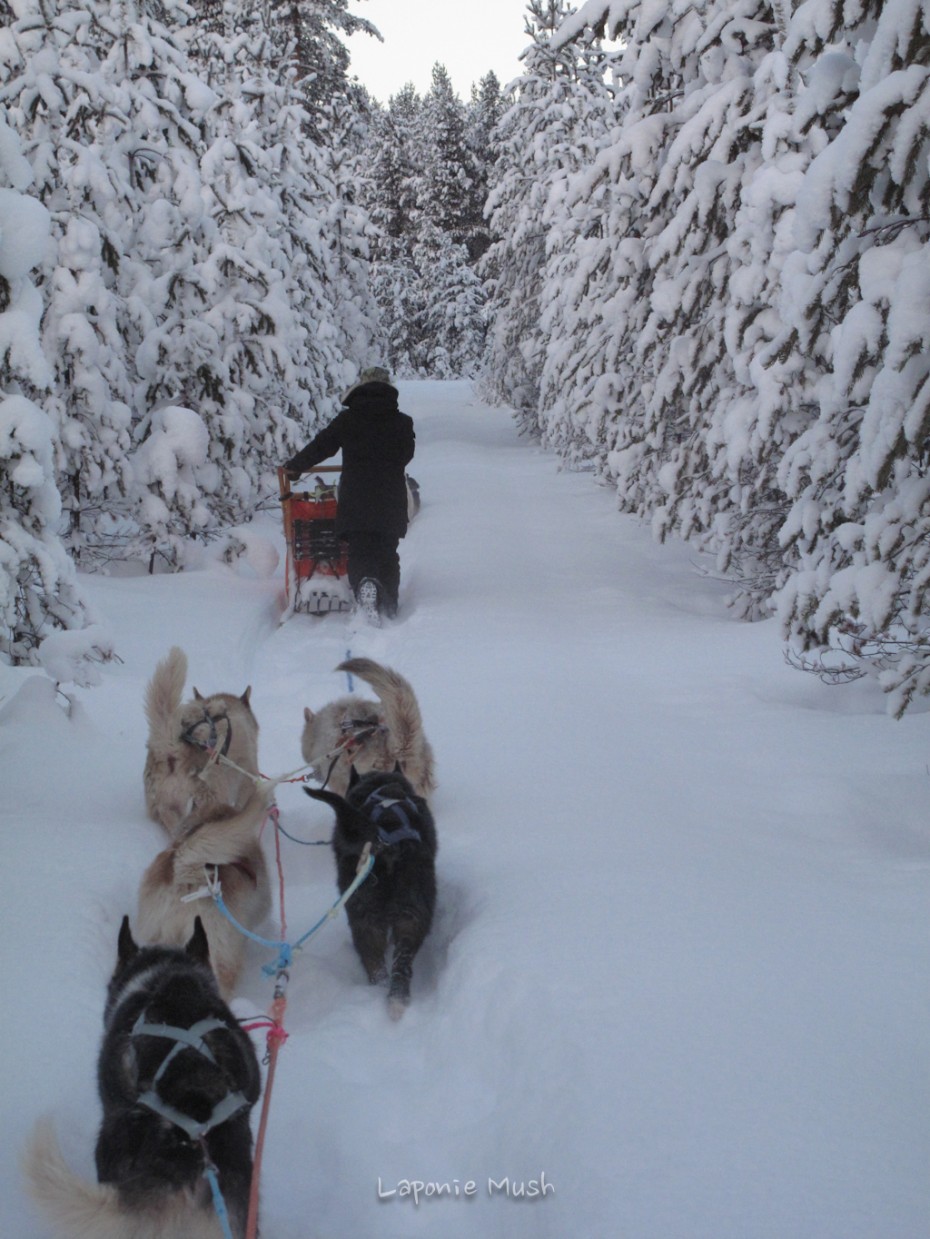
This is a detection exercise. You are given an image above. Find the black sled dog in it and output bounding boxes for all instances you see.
[305,765,437,1017]
[25,917,261,1239]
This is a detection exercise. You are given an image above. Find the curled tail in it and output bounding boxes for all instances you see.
[144,647,188,752]
[25,1117,229,1239]
[336,657,436,794]
[171,785,271,886]
[24,1117,127,1239]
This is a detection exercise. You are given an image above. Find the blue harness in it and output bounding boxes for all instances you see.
[363,785,423,847]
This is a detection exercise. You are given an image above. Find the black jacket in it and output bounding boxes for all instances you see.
[285,382,415,539]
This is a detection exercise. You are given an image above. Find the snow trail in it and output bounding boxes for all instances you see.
[2,381,927,1239]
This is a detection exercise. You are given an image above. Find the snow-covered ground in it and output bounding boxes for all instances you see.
[2,380,927,1238]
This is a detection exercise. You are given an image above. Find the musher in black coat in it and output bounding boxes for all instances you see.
[283,367,415,619]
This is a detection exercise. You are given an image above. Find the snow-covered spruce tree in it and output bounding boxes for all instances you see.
[0,0,145,565]
[406,63,487,375]
[315,93,381,383]
[95,0,265,567]
[465,70,505,265]
[414,63,485,262]
[137,1,370,566]
[532,5,665,473]
[480,0,614,430]
[694,4,871,620]
[623,1,783,556]
[411,221,487,378]
[0,0,243,568]
[541,1,834,619]
[541,1,791,509]
[217,1,378,386]
[358,85,426,373]
[0,115,92,668]
[360,65,498,379]
[363,86,421,245]
[261,0,377,139]
[774,0,930,715]
[507,7,625,462]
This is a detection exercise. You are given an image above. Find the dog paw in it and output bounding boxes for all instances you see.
[388,995,408,1021]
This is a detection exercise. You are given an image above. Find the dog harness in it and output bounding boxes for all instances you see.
[180,709,233,758]
[320,718,387,789]
[131,1012,250,1141]
[362,785,423,847]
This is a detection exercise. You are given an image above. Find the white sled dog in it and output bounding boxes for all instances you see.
[301,657,436,798]
[136,784,272,998]
[144,647,260,839]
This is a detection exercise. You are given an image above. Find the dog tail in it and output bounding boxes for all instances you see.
[145,647,187,750]
[24,1118,129,1239]
[336,657,436,793]
[171,784,272,887]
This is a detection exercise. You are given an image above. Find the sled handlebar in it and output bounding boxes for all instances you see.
[278,464,341,500]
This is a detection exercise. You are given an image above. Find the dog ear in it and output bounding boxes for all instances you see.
[348,765,360,788]
[185,916,211,965]
[304,786,369,840]
[117,915,138,966]
[241,686,252,707]
[193,687,204,701]
[393,761,403,774]
[303,706,314,724]
[304,785,348,811]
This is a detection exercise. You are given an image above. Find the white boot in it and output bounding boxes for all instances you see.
[355,578,382,626]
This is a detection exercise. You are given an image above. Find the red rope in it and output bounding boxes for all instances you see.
[245,807,290,1239]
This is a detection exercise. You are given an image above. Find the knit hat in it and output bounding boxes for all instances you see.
[358,366,391,385]
[341,365,394,403]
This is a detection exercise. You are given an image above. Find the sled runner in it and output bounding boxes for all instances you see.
[278,466,352,616]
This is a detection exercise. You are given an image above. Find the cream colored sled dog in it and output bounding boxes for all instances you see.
[301,657,436,797]
[143,647,260,839]
[136,784,272,997]
[25,1115,239,1239]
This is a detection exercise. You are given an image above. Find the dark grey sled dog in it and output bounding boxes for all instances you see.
[305,765,438,1017]
[25,917,261,1239]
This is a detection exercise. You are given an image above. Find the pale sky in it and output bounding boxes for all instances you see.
[346,0,534,102]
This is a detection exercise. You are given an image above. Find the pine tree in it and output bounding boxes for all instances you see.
[0,0,144,564]
[261,0,378,139]
[135,0,374,564]
[466,70,505,265]
[774,0,930,715]
[699,2,858,618]
[317,95,381,382]
[358,86,423,372]
[481,0,610,428]
[412,222,486,378]
[415,64,484,260]
[0,114,91,667]
[366,86,421,244]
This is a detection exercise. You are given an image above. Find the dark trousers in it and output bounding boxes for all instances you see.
[343,530,400,613]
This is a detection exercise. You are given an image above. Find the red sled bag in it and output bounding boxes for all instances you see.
[278,466,352,616]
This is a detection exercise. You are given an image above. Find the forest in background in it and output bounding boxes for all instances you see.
[2,0,930,718]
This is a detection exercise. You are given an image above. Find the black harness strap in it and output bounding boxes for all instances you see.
[362,785,423,848]
[181,709,233,759]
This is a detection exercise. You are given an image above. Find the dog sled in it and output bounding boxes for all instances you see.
[278,466,353,616]
[278,467,422,619]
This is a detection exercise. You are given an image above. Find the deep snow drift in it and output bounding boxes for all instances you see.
[1,380,927,1238]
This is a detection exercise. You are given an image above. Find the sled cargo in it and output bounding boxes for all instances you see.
[278,466,352,616]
